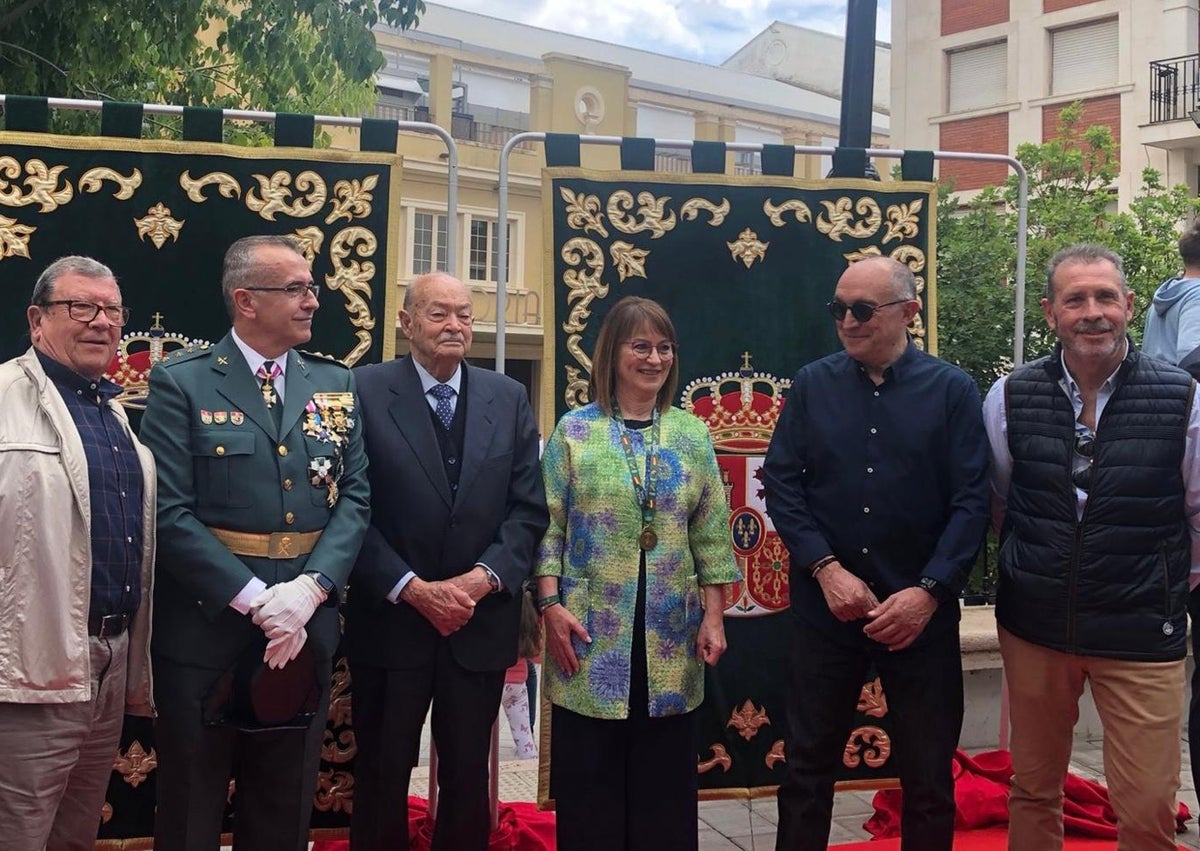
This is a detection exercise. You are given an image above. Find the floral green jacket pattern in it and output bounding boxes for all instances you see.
[535,403,740,720]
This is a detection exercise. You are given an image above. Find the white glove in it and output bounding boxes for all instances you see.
[250,575,327,639]
[263,627,308,670]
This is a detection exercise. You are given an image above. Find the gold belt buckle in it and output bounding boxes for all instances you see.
[268,532,296,559]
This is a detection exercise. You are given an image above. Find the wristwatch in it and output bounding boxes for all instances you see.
[484,567,501,594]
[917,576,953,604]
[305,571,336,596]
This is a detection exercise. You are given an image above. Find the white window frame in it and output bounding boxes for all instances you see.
[402,202,525,287]
[409,209,450,277]
[946,40,1007,114]
[1050,18,1118,97]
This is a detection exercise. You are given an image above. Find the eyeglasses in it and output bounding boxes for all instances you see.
[242,282,320,299]
[1072,434,1095,492]
[39,300,131,326]
[827,299,909,323]
[626,340,676,359]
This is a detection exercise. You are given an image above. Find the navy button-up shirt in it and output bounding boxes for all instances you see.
[37,350,144,617]
[762,342,990,642]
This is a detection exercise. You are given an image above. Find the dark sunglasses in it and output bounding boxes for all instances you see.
[1072,434,1095,492]
[827,299,909,323]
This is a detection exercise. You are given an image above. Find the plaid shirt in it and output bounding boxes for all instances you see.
[37,351,144,617]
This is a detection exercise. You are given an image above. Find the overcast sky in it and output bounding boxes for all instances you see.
[428,0,893,65]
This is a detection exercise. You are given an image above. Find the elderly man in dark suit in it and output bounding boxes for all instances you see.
[347,271,548,851]
[140,235,370,851]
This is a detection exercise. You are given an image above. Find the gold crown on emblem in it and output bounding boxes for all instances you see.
[681,352,790,454]
[106,312,212,409]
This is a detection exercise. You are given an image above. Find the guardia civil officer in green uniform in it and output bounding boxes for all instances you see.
[140,235,370,851]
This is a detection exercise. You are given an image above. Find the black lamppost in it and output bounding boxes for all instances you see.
[839,0,879,176]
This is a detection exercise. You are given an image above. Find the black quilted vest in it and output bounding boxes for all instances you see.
[997,344,1193,661]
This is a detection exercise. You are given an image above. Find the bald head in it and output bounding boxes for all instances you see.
[846,256,918,302]
[401,272,474,381]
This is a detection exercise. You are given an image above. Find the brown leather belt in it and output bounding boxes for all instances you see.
[206,527,322,559]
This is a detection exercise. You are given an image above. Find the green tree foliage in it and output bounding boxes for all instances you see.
[0,0,424,139]
[935,101,1200,395]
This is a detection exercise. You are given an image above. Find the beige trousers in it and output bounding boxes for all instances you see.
[0,632,128,851]
[999,626,1184,851]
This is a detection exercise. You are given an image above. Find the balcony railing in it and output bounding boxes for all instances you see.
[1149,54,1200,124]
[371,103,526,148]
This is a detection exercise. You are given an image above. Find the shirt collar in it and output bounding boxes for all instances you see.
[412,357,462,397]
[231,328,288,380]
[844,337,918,383]
[34,348,121,401]
[1057,338,1128,399]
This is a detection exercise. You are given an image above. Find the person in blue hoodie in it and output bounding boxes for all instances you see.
[1143,222,1200,378]
[1141,222,1200,806]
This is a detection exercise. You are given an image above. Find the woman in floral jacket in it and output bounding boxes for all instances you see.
[535,296,740,851]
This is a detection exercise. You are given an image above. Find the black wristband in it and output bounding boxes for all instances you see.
[809,555,837,578]
[535,594,561,613]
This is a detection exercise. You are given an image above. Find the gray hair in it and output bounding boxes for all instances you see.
[1045,243,1128,299]
[886,259,918,300]
[221,235,303,317]
[30,256,118,305]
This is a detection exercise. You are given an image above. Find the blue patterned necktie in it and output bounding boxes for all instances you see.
[429,383,455,430]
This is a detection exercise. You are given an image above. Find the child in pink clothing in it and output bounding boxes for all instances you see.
[501,589,541,759]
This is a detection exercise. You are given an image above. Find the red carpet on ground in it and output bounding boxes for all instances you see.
[311,795,555,851]
[866,749,1190,844]
[314,751,1194,850]
[832,826,1190,849]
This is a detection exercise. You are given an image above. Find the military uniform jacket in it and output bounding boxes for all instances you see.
[139,333,370,667]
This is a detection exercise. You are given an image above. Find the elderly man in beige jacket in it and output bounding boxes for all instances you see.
[0,256,155,851]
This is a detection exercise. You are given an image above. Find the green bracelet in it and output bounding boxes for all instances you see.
[536,594,561,612]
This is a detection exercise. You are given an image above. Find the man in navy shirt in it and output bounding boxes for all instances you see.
[763,256,990,851]
[0,256,156,850]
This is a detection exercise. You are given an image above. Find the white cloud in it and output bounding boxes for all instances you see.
[426,0,892,65]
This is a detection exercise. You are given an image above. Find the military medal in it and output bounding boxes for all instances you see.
[638,526,658,551]
[614,405,661,552]
[257,361,281,409]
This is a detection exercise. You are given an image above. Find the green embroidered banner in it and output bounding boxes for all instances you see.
[542,167,938,798]
[0,131,401,845]
[0,132,400,380]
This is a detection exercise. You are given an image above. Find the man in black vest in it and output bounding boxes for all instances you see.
[984,244,1200,851]
[346,271,548,850]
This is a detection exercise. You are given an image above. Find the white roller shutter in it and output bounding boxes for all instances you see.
[948,41,1007,112]
[1051,19,1118,96]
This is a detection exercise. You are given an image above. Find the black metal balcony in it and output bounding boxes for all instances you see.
[1149,54,1200,124]
[371,103,525,147]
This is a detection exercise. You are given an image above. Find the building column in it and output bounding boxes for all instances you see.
[429,53,454,132]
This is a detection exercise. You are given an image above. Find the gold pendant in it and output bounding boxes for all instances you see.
[638,526,658,551]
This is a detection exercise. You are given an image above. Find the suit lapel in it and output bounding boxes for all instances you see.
[389,357,453,507]
[281,350,315,438]
[213,335,276,439]
[454,364,496,507]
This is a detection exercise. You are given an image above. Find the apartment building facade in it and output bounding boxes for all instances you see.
[892,0,1199,205]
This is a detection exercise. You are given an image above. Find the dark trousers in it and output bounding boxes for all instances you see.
[775,613,964,851]
[350,640,505,851]
[152,656,331,851]
[1189,588,1200,797]
[550,703,698,851]
[527,659,538,727]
